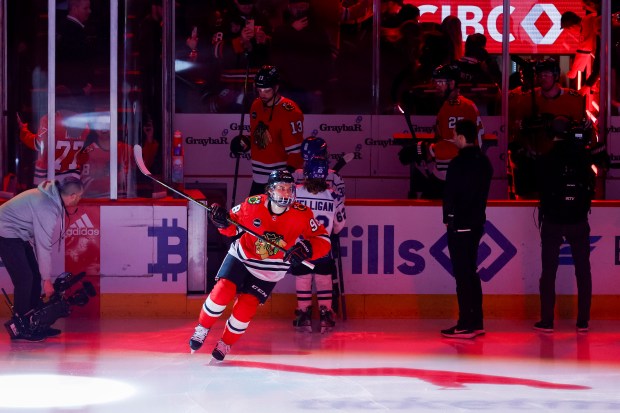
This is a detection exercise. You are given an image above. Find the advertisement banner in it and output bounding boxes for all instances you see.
[179,113,373,178]
[99,205,188,293]
[64,205,101,317]
[274,204,620,295]
[178,113,504,180]
[415,1,585,54]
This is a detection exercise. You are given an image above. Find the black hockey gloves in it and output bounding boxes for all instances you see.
[230,135,250,155]
[283,240,312,266]
[209,204,230,229]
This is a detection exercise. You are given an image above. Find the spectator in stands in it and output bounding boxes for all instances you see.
[410,30,452,86]
[440,15,463,61]
[179,0,271,114]
[271,0,333,113]
[56,0,95,111]
[138,0,163,131]
[458,33,501,86]
[381,3,422,113]
[565,0,601,96]
[380,0,419,29]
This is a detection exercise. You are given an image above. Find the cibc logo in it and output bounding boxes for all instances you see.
[66,214,100,237]
[418,2,568,52]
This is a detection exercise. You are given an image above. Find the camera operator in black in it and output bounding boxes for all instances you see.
[441,119,493,339]
[0,177,83,341]
[534,116,595,333]
[508,58,585,199]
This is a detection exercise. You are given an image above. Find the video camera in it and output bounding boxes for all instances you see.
[550,116,592,148]
[3,271,96,338]
[567,122,591,148]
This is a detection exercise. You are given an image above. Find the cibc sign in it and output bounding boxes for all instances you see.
[415,1,585,54]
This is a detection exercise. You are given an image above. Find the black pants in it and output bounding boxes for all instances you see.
[0,237,42,316]
[447,226,484,330]
[539,220,592,324]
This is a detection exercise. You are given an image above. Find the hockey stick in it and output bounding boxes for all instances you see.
[133,145,314,269]
[231,52,252,207]
[332,152,355,174]
[332,234,347,320]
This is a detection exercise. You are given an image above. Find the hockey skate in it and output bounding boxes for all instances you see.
[212,339,231,361]
[189,324,209,353]
[293,306,313,333]
[319,306,335,334]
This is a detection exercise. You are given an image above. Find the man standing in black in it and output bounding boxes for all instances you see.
[534,116,595,333]
[56,0,95,110]
[441,119,493,339]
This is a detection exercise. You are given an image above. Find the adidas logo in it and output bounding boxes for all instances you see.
[66,213,100,237]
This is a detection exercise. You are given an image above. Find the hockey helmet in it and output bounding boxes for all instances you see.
[301,136,328,161]
[255,65,280,89]
[267,169,296,207]
[432,64,461,82]
[303,156,329,180]
[535,58,560,77]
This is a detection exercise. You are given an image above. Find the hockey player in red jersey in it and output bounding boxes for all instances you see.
[508,58,586,199]
[188,169,331,360]
[424,64,484,198]
[18,110,89,185]
[230,65,304,196]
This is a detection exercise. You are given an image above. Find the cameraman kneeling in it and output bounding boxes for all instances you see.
[535,116,595,333]
[0,177,83,341]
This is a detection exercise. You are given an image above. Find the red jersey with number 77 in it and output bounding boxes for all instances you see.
[19,111,89,184]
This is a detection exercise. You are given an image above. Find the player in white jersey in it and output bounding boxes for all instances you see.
[293,136,346,203]
[292,156,346,333]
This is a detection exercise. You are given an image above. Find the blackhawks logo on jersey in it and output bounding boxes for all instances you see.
[281,102,296,111]
[291,203,307,211]
[248,195,261,204]
[255,231,286,259]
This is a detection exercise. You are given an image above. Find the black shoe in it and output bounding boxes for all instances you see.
[576,321,589,332]
[43,327,62,337]
[533,321,554,333]
[441,325,476,339]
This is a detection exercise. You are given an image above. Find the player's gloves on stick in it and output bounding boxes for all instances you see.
[283,240,312,266]
[230,135,250,154]
[209,203,230,229]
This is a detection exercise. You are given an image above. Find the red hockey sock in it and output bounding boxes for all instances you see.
[198,279,236,328]
[221,293,260,345]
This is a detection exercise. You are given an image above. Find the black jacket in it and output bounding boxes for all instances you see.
[443,146,493,230]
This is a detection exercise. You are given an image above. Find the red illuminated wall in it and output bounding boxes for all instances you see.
[413,1,587,54]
